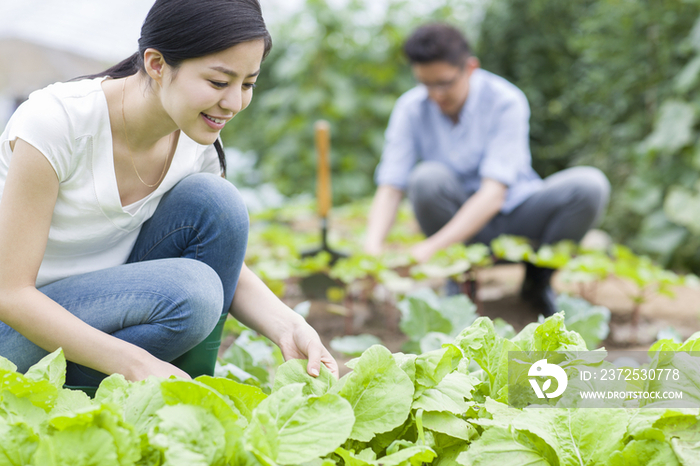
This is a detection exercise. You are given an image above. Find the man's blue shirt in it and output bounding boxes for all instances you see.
[374,68,543,213]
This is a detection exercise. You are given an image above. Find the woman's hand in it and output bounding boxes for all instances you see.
[277,319,339,379]
[123,348,192,382]
[230,264,340,379]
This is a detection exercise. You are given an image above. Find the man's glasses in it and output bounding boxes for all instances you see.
[420,66,465,93]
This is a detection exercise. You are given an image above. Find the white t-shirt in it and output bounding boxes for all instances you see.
[0,77,221,287]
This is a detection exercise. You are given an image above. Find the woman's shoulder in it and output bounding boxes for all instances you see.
[2,78,109,180]
[32,77,105,99]
[25,78,106,117]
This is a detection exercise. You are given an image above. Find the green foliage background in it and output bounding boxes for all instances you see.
[222,0,485,204]
[479,0,700,271]
[224,0,700,272]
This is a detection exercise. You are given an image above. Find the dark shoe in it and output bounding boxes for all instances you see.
[444,278,479,302]
[445,279,461,296]
[521,263,559,317]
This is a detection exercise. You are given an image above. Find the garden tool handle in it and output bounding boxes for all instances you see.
[315,120,332,218]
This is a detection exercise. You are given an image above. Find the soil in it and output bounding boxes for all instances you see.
[280,263,700,376]
[232,211,700,376]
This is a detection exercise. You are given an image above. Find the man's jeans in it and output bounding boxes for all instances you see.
[0,173,248,385]
[407,161,611,246]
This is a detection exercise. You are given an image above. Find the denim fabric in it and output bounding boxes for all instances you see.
[407,161,610,245]
[0,173,249,385]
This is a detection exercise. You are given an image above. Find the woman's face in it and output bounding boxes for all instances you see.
[158,39,265,145]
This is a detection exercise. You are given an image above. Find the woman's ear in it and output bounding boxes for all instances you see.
[143,48,167,85]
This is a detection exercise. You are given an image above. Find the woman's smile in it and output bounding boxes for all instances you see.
[201,112,230,130]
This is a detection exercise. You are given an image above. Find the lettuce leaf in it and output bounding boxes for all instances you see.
[272,358,336,396]
[332,345,414,441]
[148,404,227,466]
[32,404,139,466]
[245,383,354,465]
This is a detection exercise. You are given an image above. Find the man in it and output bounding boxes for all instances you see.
[364,23,610,316]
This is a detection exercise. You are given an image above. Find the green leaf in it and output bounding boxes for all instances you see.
[148,404,227,466]
[398,293,453,343]
[245,383,354,464]
[511,408,628,466]
[0,368,59,413]
[653,415,700,464]
[333,345,414,441]
[412,372,476,415]
[639,100,695,155]
[556,294,611,349]
[195,375,267,422]
[438,294,479,337]
[605,439,681,466]
[160,379,244,436]
[330,334,383,357]
[0,417,39,466]
[664,185,700,235]
[413,345,463,391]
[0,357,17,373]
[335,445,437,466]
[532,313,588,352]
[645,352,700,407]
[33,404,140,466]
[272,359,336,396]
[419,332,455,354]
[529,241,577,269]
[491,235,535,263]
[94,375,164,437]
[456,426,554,465]
[422,411,478,441]
[23,349,66,389]
[454,317,516,401]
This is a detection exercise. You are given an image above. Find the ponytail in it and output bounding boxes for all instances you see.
[74,52,141,80]
[214,139,227,177]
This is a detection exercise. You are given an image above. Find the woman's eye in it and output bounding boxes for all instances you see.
[243,82,257,90]
[210,80,228,88]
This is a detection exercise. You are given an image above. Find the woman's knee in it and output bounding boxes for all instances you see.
[173,173,249,247]
[179,174,248,220]
[163,259,224,342]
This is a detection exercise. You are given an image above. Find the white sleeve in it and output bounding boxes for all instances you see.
[7,88,74,181]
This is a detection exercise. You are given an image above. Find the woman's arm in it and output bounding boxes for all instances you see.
[230,264,339,378]
[0,139,189,381]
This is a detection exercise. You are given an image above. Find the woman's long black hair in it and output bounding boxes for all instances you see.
[86,0,273,176]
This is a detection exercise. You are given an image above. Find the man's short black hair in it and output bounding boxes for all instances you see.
[403,23,471,67]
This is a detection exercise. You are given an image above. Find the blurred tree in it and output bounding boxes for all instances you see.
[479,0,700,270]
[222,0,486,204]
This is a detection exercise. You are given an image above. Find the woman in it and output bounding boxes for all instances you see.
[0,0,338,386]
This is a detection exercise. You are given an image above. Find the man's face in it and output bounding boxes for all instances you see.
[411,57,479,120]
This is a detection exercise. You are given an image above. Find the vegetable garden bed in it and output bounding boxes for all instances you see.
[3,199,700,464]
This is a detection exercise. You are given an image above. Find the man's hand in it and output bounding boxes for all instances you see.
[410,239,438,263]
[364,242,383,256]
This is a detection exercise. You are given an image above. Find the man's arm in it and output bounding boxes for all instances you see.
[410,178,506,262]
[363,185,404,255]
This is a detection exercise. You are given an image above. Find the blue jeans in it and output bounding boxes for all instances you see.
[0,173,249,385]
